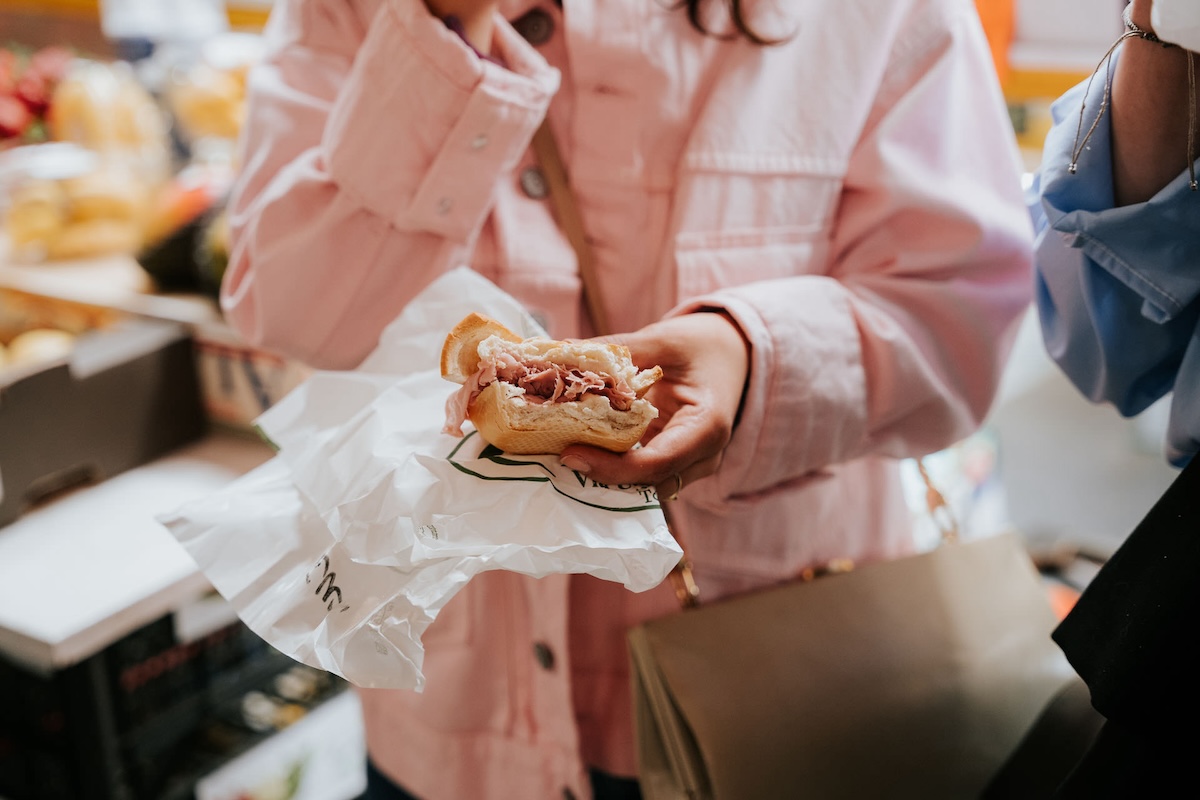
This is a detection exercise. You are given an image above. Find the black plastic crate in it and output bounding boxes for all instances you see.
[0,609,300,800]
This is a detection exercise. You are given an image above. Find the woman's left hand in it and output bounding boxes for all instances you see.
[558,311,751,501]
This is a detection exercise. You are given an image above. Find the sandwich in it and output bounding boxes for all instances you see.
[441,312,662,455]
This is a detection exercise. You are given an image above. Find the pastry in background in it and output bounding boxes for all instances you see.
[6,327,76,365]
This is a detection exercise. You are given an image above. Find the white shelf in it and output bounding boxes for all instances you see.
[0,432,273,673]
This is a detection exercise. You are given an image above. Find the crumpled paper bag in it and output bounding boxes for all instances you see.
[160,268,682,690]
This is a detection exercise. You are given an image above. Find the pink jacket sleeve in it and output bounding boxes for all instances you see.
[220,0,559,368]
[679,5,1034,502]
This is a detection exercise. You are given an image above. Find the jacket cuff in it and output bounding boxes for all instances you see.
[1039,61,1200,324]
[322,0,559,243]
[670,277,868,503]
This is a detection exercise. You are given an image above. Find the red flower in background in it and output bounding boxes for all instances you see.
[0,45,73,146]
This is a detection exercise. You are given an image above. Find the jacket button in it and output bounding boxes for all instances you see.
[512,8,554,46]
[520,166,549,199]
[533,641,555,671]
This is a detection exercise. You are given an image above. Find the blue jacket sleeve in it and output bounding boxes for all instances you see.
[1031,55,1200,464]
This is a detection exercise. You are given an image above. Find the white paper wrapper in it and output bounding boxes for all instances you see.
[160,269,682,690]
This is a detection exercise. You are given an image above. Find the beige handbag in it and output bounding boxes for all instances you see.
[628,526,1076,800]
[532,120,1074,800]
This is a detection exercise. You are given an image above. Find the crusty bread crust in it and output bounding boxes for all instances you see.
[440,312,522,383]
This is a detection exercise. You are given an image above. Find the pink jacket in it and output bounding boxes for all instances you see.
[222,0,1033,797]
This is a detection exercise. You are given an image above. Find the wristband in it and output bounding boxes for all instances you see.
[1124,5,1180,49]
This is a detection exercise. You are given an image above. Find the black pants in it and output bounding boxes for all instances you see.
[985,456,1200,798]
[358,759,643,800]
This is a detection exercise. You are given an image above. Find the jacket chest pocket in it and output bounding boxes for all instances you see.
[672,171,840,299]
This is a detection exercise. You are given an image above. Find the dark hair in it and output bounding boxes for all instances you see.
[676,0,783,45]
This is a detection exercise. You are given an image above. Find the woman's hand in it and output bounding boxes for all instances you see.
[424,0,499,54]
[559,311,751,502]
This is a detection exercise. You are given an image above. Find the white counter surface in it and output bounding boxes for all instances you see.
[0,432,273,674]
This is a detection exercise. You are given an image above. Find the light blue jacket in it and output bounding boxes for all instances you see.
[1030,51,1200,465]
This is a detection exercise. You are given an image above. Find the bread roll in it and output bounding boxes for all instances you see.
[441,313,662,455]
[7,328,75,365]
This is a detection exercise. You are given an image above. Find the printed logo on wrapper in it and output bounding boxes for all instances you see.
[306,555,351,613]
[445,431,663,511]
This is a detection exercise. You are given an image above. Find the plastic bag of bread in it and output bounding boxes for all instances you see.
[166,61,245,142]
[164,32,264,146]
[47,58,169,182]
[1,144,149,262]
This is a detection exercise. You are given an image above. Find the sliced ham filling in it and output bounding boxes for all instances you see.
[443,351,638,436]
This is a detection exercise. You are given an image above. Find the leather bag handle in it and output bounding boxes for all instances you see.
[531,119,701,608]
[531,120,611,337]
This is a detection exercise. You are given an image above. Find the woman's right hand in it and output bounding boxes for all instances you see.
[558,312,751,503]
[424,0,500,54]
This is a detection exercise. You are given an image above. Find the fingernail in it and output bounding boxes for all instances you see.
[560,455,590,474]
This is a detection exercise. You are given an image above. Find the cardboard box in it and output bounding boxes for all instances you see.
[0,288,207,527]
